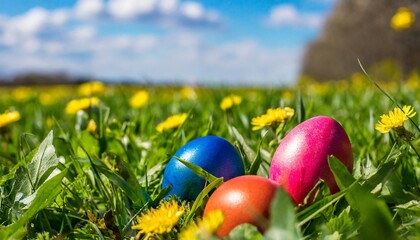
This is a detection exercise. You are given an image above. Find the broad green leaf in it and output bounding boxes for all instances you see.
[0,163,20,185]
[10,166,32,203]
[27,130,59,189]
[321,231,341,240]
[0,169,67,239]
[321,207,357,239]
[329,157,398,240]
[265,187,301,240]
[11,131,60,207]
[395,200,420,212]
[226,224,263,240]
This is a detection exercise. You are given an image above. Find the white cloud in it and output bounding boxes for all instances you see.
[306,0,336,4]
[99,35,301,85]
[159,0,178,14]
[106,0,221,27]
[266,4,324,28]
[107,0,157,20]
[0,0,222,51]
[22,38,41,52]
[0,29,301,85]
[268,5,298,24]
[91,35,158,52]
[0,7,71,53]
[50,9,71,26]
[0,1,301,85]
[68,26,96,42]
[194,39,302,85]
[11,7,50,35]
[74,0,104,19]
[43,41,65,54]
[133,36,159,51]
[12,8,69,35]
[180,1,205,20]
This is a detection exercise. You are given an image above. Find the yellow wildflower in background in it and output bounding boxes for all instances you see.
[179,210,224,240]
[39,86,72,105]
[65,97,100,115]
[156,113,188,133]
[282,90,293,101]
[39,92,55,106]
[375,105,416,133]
[131,200,185,240]
[129,90,149,109]
[0,110,21,128]
[391,7,415,30]
[87,119,97,133]
[78,81,106,96]
[406,71,420,89]
[251,107,294,131]
[220,95,242,111]
[351,72,365,91]
[181,87,197,99]
[12,86,33,102]
[46,117,54,129]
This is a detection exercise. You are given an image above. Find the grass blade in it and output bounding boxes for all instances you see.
[0,169,67,239]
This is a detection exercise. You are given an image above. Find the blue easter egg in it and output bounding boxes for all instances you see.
[162,135,245,201]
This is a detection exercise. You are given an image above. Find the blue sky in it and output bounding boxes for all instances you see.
[0,0,335,86]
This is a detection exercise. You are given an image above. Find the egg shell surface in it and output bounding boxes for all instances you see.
[162,135,245,201]
[203,175,278,237]
[269,116,353,204]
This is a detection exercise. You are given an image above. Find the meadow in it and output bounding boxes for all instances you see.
[0,70,419,239]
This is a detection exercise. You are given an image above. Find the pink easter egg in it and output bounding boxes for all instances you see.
[269,116,353,204]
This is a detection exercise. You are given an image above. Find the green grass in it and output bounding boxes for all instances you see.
[0,76,419,239]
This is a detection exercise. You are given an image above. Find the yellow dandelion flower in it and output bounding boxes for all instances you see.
[65,97,100,115]
[406,71,420,89]
[220,95,242,111]
[87,119,97,133]
[351,72,365,91]
[375,105,416,133]
[198,210,224,236]
[131,200,185,240]
[78,81,106,96]
[391,7,415,30]
[129,90,149,109]
[12,86,33,102]
[39,92,55,106]
[39,86,72,105]
[178,223,199,240]
[181,87,197,99]
[179,210,224,240]
[46,117,54,129]
[0,110,21,128]
[251,107,295,131]
[156,113,188,133]
[282,90,293,101]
